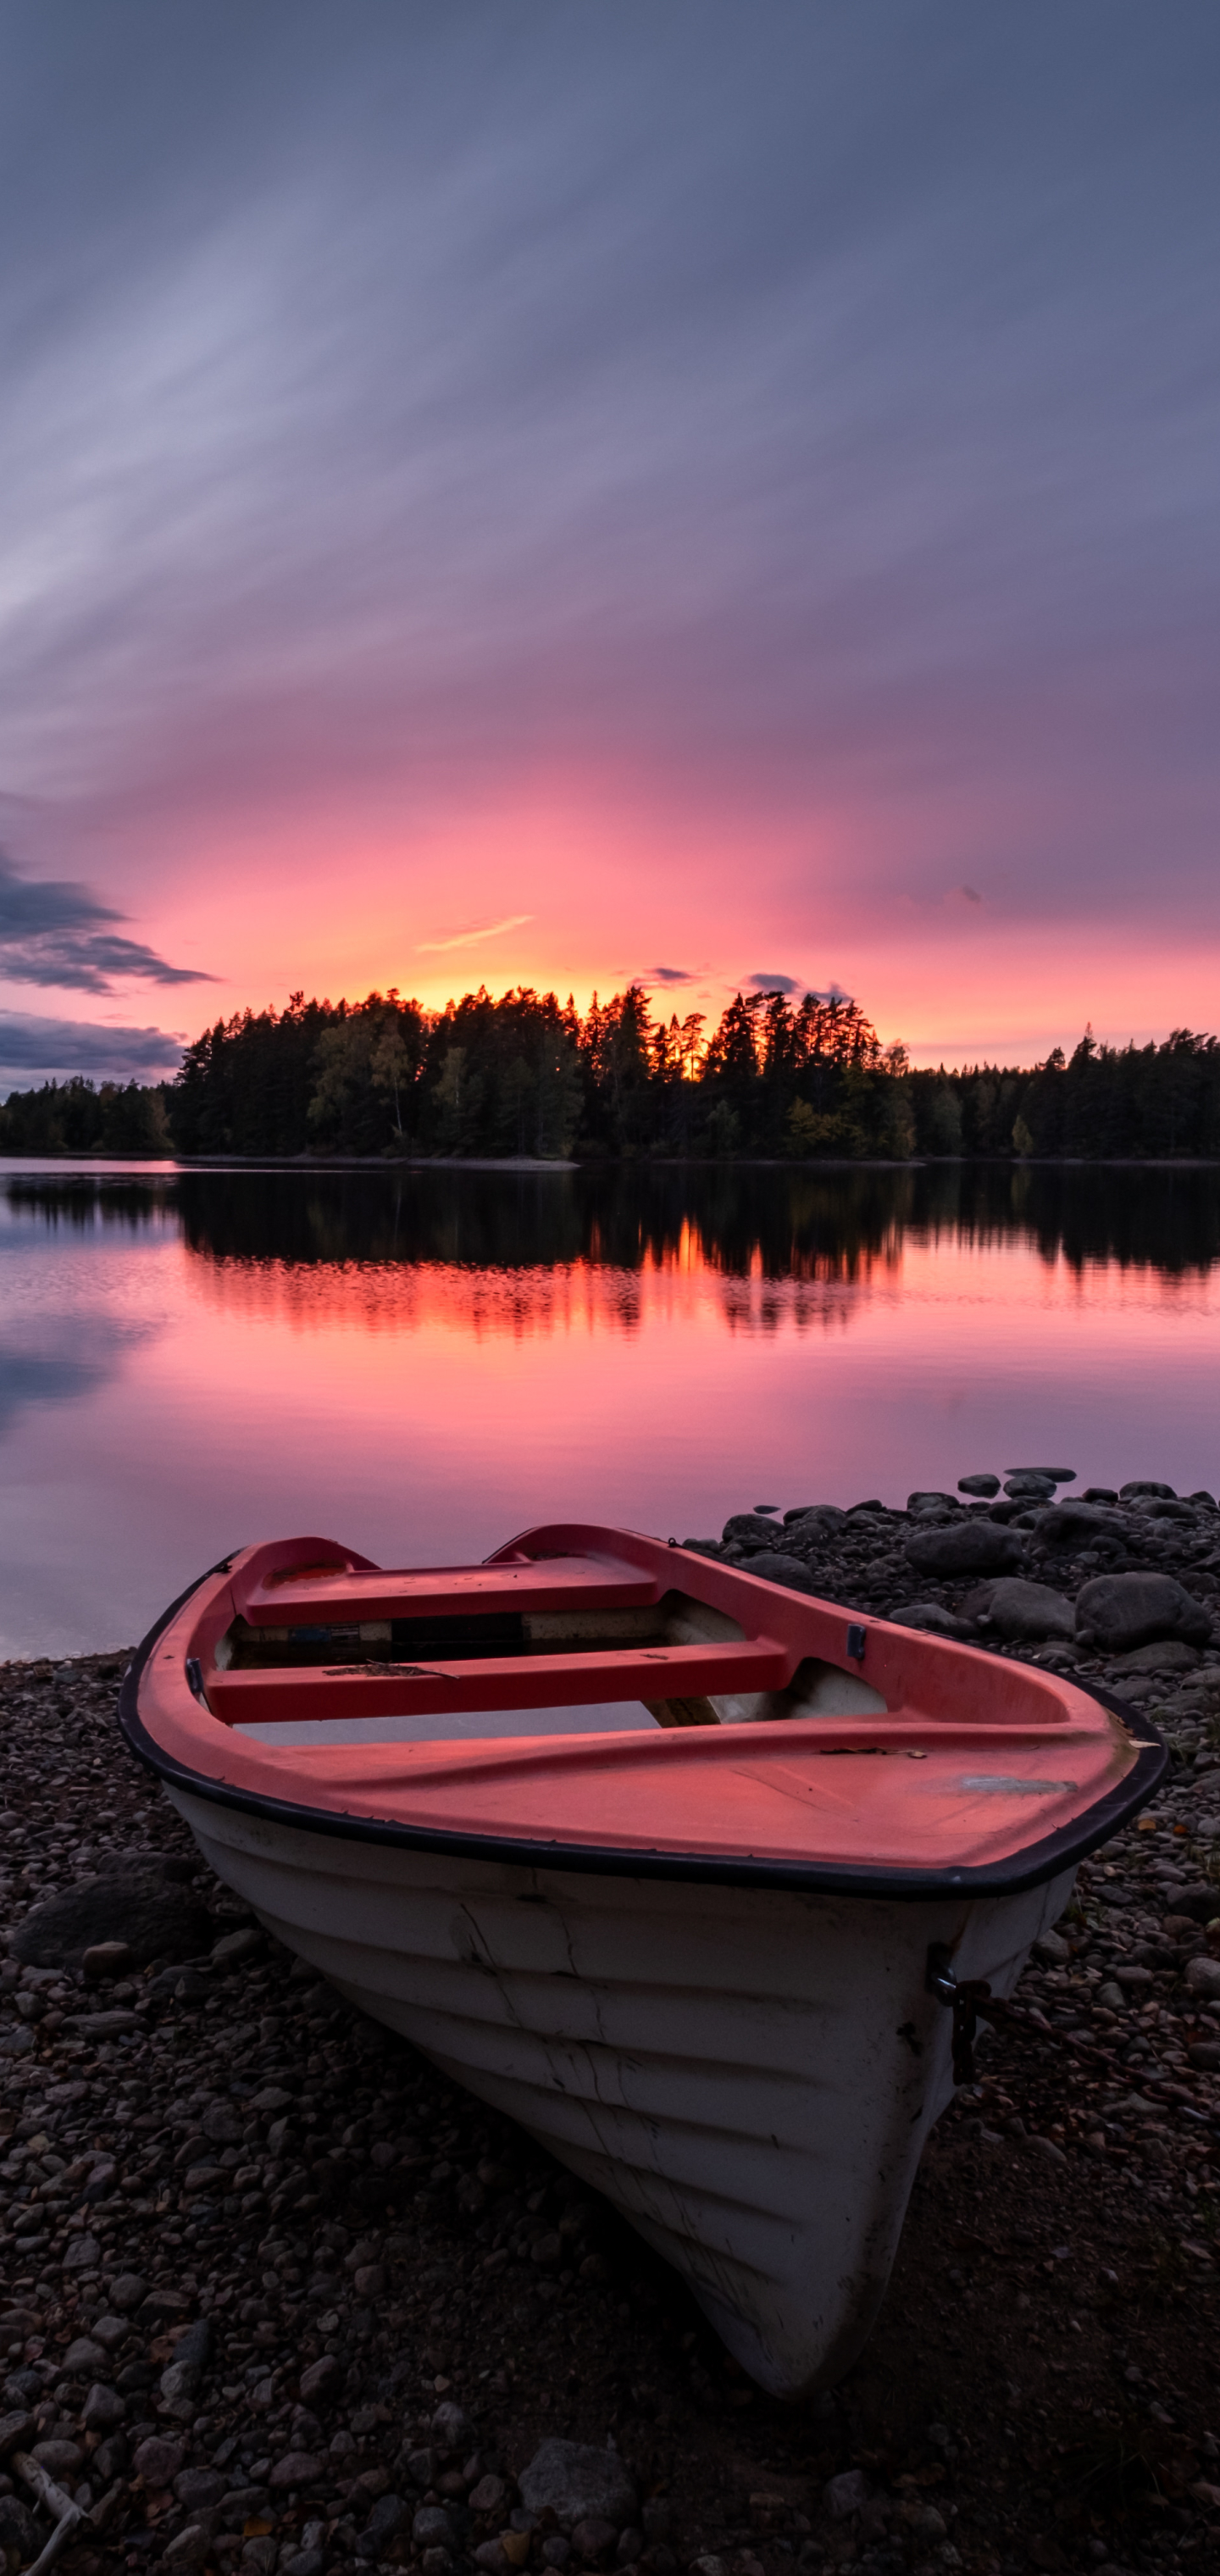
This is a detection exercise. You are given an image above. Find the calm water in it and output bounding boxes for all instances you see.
[2,1158,1219,1661]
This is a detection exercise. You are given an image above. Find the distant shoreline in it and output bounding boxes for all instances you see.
[5,1151,1220,1174]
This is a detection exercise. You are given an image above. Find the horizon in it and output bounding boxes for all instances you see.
[1,4,1217,1091]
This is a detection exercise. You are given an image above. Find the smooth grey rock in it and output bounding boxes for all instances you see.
[81,2380,125,2432]
[1031,1502,1126,1551]
[358,2496,410,2561]
[734,1550,819,1595]
[0,2500,40,2565]
[905,1521,1024,1578]
[413,2507,456,2547]
[892,1604,975,1639]
[1006,1467,1076,1484]
[1120,1480,1176,1500]
[957,1474,1001,1497]
[824,2470,868,2521]
[1108,1638,1200,1674]
[784,1504,847,1533]
[722,1513,782,1551]
[977,1578,1075,1643]
[518,2440,639,2535]
[10,1875,214,1969]
[431,2401,473,2451]
[1076,1572,1212,1653]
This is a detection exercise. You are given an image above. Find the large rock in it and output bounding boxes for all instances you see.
[518,2440,639,2534]
[1075,1572,1212,1654]
[11,1874,214,1970]
[973,1578,1075,1643]
[904,1520,1024,1579]
[1031,1501,1127,1552]
[734,1551,819,1595]
[722,1513,783,1551]
[957,1474,1000,1497]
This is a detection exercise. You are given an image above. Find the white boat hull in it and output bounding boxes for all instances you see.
[169,1785,1071,2396]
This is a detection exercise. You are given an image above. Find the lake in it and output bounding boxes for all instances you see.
[2,1157,1219,1661]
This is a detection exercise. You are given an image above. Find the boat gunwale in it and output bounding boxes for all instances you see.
[119,1555,1167,1902]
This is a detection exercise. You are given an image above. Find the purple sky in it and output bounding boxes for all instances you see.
[0,1,1217,1087]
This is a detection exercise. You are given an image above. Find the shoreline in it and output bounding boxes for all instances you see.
[5,1150,1220,1173]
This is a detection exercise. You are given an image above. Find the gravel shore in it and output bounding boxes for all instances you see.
[3,1476,1219,2576]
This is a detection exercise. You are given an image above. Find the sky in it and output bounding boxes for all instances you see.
[0,0,1217,1090]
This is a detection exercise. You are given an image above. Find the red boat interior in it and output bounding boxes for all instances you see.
[127,1525,1157,1879]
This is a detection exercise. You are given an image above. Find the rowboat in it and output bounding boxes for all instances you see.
[119,1523,1163,2398]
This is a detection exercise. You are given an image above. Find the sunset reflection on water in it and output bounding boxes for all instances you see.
[2,1160,1218,1657]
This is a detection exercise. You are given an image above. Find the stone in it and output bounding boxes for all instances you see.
[283,2555,326,2576]
[0,2499,40,2568]
[1028,2135,1068,2166]
[893,1604,976,1639]
[200,2099,244,2145]
[1032,1502,1126,1551]
[0,2410,34,2456]
[518,2440,639,2535]
[1184,1957,1220,2001]
[469,2475,509,2514]
[107,2271,147,2312]
[134,2434,186,2485]
[269,2450,324,2488]
[298,2352,343,2405]
[905,1521,1024,1578]
[32,2438,85,2476]
[1082,1486,1118,1504]
[358,2495,410,2561]
[570,2518,620,2563]
[175,2468,230,2508]
[784,1504,846,1533]
[1108,1638,1201,1675]
[1007,1466,1076,1483]
[413,2507,456,2546]
[161,2318,210,2419]
[735,1551,819,1594]
[431,2401,473,2450]
[9,1875,214,1970]
[1120,1480,1177,1500]
[958,1474,1001,1497]
[824,2470,868,2521]
[1075,1572,1212,1653]
[1003,1474,1056,1500]
[163,2528,211,2570]
[1033,1931,1070,1965]
[475,2547,513,2576]
[82,1940,133,1979]
[975,1576,1075,1641]
[210,1927,264,1968]
[81,2380,125,2432]
[63,2232,101,2272]
[722,1514,783,1551]
[63,2335,108,2374]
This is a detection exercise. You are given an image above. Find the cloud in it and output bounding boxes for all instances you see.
[0,1009,185,1088]
[416,914,534,954]
[746,972,803,995]
[646,964,700,985]
[0,852,211,993]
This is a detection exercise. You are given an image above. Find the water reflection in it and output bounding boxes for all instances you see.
[3,1159,1220,1660]
[5,1162,1220,1284]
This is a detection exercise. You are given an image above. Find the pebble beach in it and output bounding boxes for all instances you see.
[3,1472,1220,2576]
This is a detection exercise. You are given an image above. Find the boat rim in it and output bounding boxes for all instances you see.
[118,1552,1168,1901]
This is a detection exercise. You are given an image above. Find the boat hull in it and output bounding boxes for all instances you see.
[169,1781,1071,2397]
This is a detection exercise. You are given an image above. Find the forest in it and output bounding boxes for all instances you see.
[2,984,1219,1163]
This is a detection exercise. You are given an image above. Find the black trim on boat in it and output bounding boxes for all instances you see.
[118,1560,1168,1903]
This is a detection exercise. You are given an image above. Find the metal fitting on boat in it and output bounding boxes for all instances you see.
[926,1942,992,2085]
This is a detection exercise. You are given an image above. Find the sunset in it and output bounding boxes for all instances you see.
[3,10,1220,2563]
[1,3,1217,1087]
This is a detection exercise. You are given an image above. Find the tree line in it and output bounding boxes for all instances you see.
[3,987,1219,1162]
